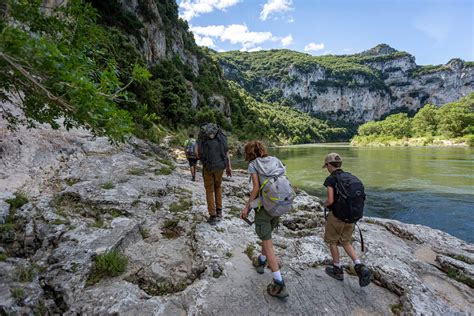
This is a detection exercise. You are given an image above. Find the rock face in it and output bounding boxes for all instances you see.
[1,117,473,315]
[219,45,474,123]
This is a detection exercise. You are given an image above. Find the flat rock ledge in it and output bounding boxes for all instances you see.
[0,123,473,315]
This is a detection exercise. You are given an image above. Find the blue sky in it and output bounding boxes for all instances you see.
[179,0,473,65]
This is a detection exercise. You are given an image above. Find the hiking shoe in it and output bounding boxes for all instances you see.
[216,208,223,218]
[267,279,289,299]
[325,264,344,281]
[192,176,196,182]
[207,215,218,225]
[355,264,372,287]
[252,256,266,274]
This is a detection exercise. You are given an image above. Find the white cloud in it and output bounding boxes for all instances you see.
[260,0,293,21]
[194,34,215,47]
[304,42,325,52]
[191,24,276,50]
[179,0,240,21]
[281,34,293,46]
[246,47,263,52]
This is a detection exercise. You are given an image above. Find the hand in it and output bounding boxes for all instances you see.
[226,166,232,177]
[240,206,249,219]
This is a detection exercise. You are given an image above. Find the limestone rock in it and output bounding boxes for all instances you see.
[0,118,472,315]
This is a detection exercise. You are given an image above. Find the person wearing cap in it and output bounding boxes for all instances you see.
[322,153,372,286]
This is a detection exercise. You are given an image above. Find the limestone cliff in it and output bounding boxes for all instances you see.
[218,44,474,123]
[1,110,473,315]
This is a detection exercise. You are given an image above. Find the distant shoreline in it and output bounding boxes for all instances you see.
[350,136,471,147]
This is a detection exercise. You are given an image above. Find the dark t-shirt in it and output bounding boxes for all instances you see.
[323,169,344,210]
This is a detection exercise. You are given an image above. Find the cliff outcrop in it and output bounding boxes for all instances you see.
[1,114,473,314]
[218,45,474,123]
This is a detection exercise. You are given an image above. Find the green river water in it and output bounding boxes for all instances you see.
[234,144,474,243]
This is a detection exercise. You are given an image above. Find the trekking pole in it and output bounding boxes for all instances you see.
[355,223,365,252]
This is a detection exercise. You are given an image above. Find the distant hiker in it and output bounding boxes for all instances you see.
[184,133,198,181]
[322,153,372,287]
[240,141,295,299]
[196,123,232,225]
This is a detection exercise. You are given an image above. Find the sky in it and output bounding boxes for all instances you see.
[178,0,474,65]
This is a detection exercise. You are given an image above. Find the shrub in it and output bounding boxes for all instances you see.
[86,250,128,285]
[5,193,28,211]
[101,182,115,189]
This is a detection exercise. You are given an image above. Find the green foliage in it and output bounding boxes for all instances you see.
[215,48,403,100]
[169,197,192,213]
[5,193,28,211]
[354,93,474,145]
[244,244,256,260]
[438,94,474,137]
[412,104,439,136]
[18,266,35,282]
[155,166,173,175]
[87,250,128,286]
[101,182,114,189]
[1,0,143,141]
[380,113,412,138]
[0,253,8,261]
[228,82,347,144]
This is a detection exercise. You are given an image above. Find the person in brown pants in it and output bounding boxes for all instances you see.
[196,123,232,225]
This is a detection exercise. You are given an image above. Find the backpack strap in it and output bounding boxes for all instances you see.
[334,171,350,199]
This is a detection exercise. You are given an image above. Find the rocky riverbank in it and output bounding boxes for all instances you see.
[1,122,473,315]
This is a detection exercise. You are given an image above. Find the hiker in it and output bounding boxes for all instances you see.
[184,133,198,181]
[240,141,292,299]
[322,152,372,287]
[196,123,232,225]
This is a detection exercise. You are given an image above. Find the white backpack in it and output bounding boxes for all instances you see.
[251,157,296,217]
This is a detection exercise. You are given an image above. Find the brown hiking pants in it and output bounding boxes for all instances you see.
[203,168,224,216]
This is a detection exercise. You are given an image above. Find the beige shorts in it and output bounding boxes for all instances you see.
[324,212,354,245]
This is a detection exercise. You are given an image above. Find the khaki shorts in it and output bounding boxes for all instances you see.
[254,208,279,241]
[324,212,354,245]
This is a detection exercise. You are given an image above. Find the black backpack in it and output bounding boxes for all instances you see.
[198,123,228,172]
[332,171,366,223]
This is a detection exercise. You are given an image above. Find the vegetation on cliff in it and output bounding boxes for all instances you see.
[215,47,410,103]
[1,0,348,145]
[352,93,474,146]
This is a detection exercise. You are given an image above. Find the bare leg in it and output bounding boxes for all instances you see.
[342,243,358,262]
[330,244,340,264]
[262,239,278,272]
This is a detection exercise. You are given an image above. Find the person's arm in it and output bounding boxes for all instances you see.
[240,173,259,219]
[225,152,232,177]
[324,186,334,208]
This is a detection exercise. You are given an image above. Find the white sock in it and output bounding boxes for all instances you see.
[354,259,361,265]
[333,262,342,268]
[259,254,267,262]
[272,270,283,282]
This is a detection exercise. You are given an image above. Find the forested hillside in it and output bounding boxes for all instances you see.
[0,0,347,145]
[352,93,474,146]
[217,45,474,123]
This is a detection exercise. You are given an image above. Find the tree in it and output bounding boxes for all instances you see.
[412,104,439,136]
[357,121,382,136]
[438,94,474,137]
[381,113,412,138]
[0,0,150,141]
